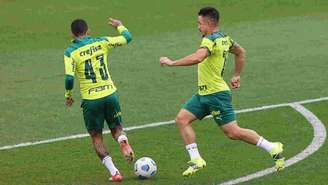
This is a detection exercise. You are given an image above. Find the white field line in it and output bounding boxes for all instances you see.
[0,96,327,151]
[219,103,327,185]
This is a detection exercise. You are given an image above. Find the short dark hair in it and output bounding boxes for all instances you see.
[198,7,220,23]
[71,19,88,37]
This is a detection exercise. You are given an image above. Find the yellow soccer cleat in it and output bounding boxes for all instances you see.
[182,157,206,177]
[270,142,285,171]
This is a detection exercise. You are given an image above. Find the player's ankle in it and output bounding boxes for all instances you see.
[256,137,276,152]
[186,143,201,159]
[102,156,119,176]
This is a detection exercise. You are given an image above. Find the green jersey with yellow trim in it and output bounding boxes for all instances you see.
[64,25,131,100]
[198,31,234,95]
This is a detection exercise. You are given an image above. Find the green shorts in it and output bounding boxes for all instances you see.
[81,92,123,132]
[183,91,236,125]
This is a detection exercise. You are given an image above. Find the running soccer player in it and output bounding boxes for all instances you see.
[160,7,285,176]
[64,18,135,182]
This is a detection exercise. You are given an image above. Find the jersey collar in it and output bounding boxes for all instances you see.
[72,36,92,43]
[207,31,225,41]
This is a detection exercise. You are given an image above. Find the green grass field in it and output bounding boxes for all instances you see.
[0,0,327,184]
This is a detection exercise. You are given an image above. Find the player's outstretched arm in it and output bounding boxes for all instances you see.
[229,43,246,89]
[106,17,132,47]
[160,48,208,67]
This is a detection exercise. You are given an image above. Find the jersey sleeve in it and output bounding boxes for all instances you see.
[102,25,132,50]
[227,36,236,50]
[105,36,127,49]
[64,55,75,76]
[200,37,215,55]
[64,52,75,97]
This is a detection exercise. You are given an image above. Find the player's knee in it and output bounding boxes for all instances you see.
[89,131,102,143]
[89,131,99,138]
[175,115,190,127]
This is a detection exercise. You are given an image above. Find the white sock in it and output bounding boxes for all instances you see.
[117,134,128,143]
[186,143,201,159]
[256,137,276,152]
[102,156,119,176]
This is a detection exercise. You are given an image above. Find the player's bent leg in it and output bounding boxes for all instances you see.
[175,109,198,145]
[89,131,122,181]
[175,109,207,176]
[103,92,135,163]
[220,121,260,144]
[110,126,135,163]
[220,122,285,171]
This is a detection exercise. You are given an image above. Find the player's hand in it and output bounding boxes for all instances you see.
[160,57,174,66]
[230,75,240,89]
[108,17,122,28]
[65,97,74,107]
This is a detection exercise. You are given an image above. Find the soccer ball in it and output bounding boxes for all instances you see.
[134,157,157,179]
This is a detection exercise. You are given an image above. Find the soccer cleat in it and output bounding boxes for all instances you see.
[109,171,123,182]
[270,142,285,171]
[182,157,206,177]
[120,140,135,163]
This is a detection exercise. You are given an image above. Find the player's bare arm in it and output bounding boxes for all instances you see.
[229,42,246,89]
[160,48,208,67]
[106,17,132,47]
